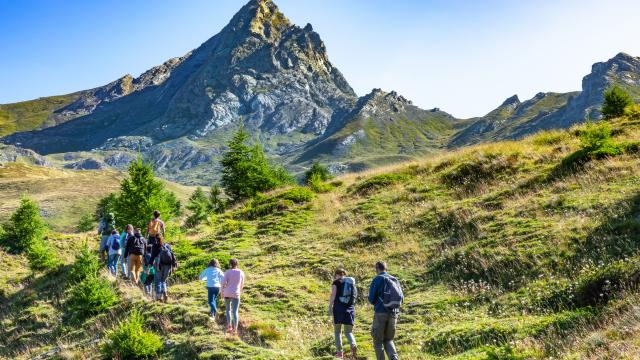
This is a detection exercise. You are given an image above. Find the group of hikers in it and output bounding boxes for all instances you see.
[98,211,403,360]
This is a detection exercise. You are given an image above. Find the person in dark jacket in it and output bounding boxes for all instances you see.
[125,229,147,284]
[328,268,357,359]
[154,234,177,302]
[368,261,399,360]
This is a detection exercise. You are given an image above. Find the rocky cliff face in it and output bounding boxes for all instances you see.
[2,0,356,155]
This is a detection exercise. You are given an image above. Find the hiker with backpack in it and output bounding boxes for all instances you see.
[146,210,165,250]
[97,212,115,262]
[140,253,156,296]
[152,234,176,302]
[199,259,225,320]
[328,268,357,359]
[221,258,245,335]
[105,229,121,275]
[119,224,134,279]
[124,228,147,284]
[368,261,403,360]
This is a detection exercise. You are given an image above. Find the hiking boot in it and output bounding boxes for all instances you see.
[334,351,344,359]
[350,345,357,359]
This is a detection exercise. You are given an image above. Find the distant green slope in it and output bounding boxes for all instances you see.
[0,94,79,137]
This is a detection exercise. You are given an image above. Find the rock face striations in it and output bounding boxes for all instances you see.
[2,0,640,183]
[2,0,357,155]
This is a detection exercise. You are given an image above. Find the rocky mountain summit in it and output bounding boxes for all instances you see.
[2,0,640,184]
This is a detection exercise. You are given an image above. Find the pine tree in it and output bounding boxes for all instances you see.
[1,196,47,252]
[304,162,332,184]
[185,187,209,227]
[602,85,633,119]
[207,185,227,214]
[114,158,177,230]
[220,126,292,202]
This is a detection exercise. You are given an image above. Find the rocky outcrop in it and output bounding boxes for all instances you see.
[63,158,108,170]
[0,144,50,166]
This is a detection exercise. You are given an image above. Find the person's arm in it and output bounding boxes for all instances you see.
[160,220,165,236]
[328,284,337,316]
[368,276,379,305]
[221,271,228,292]
[199,268,208,281]
[240,271,245,292]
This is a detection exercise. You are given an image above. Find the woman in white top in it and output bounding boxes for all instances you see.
[199,259,225,319]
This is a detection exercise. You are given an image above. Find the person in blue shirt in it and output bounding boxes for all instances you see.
[199,258,225,320]
[368,261,399,360]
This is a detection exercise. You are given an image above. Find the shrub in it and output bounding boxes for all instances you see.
[531,130,568,146]
[76,213,95,233]
[207,185,228,214]
[440,153,518,189]
[101,310,163,359]
[303,162,332,184]
[26,238,60,272]
[350,173,408,195]
[624,103,640,119]
[1,196,47,253]
[308,172,333,193]
[218,219,248,234]
[247,322,283,342]
[601,85,633,119]
[238,187,314,220]
[67,275,119,320]
[69,242,101,282]
[561,122,623,168]
[278,186,315,203]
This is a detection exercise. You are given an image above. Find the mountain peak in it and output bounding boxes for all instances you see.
[228,0,291,40]
[501,94,520,107]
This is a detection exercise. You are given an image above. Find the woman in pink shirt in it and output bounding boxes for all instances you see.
[221,258,245,335]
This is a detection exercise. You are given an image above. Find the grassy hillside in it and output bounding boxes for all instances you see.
[0,94,80,137]
[0,163,195,232]
[1,116,639,359]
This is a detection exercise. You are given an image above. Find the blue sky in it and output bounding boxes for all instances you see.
[1,0,640,118]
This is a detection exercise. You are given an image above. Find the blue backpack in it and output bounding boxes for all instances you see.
[338,277,357,306]
[381,275,404,310]
[111,235,121,251]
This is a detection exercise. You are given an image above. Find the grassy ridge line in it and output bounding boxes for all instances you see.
[0,94,80,137]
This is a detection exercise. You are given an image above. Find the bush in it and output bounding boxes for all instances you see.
[624,103,640,119]
[350,173,408,195]
[77,213,95,233]
[67,275,119,320]
[440,153,518,189]
[303,162,332,184]
[601,85,633,119]
[531,130,568,146]
[247,322,283,342]
[239,187,314,220]
[26,238,60,272]
[1,196,47,253]
[308,172,333,193]
[101,310,163,359]
[69,242,101,282]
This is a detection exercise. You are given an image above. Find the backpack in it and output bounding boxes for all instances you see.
[338,277,357,306]
[159,244,173,265]
[111,235,121,251]
[149,219,163,235]
[132,236,145,255]
[381,275,404,310]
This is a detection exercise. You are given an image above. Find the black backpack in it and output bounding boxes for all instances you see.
[159,244,173,265]
[132,236,145,255]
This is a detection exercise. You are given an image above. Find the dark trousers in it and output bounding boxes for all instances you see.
[371,312,398,360]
